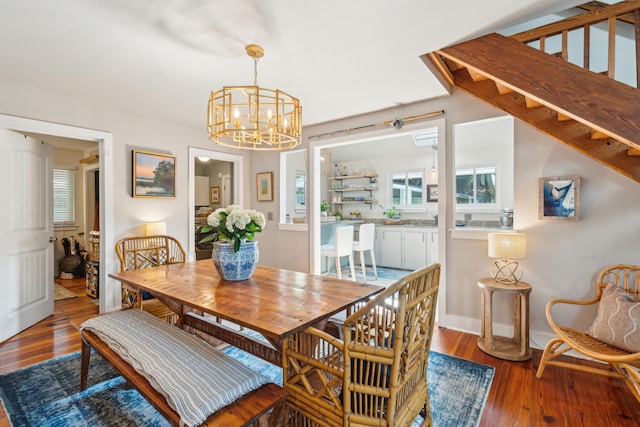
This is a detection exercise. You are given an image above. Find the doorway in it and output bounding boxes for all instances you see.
[187,147,244,262]
[308,117,447,326]
[0,114,114,318]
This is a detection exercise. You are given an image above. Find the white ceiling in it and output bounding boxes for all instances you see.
[1,0,582,131]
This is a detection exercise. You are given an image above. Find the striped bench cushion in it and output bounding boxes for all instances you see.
[81,309,269,427]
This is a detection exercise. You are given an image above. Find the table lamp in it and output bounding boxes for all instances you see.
[488,232,526,284]
[145,221,167,236]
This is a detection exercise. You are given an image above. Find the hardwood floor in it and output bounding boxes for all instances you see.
[1,278,638,426]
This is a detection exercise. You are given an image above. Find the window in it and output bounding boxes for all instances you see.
[295,171,306,211]
[53,168,75,224]
[391,171,423,206]
[456,166,496,205]
[278,149,308,229]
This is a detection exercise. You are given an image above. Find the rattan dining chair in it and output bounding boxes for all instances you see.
[283,263,440,427]
[115,235,186,323]
[536,264,640,403]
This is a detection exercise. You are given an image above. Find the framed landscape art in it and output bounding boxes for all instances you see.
[132,150,176,198]
[256,172,274,201]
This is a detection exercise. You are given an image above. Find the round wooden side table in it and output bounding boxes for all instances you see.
[477,278,532,361]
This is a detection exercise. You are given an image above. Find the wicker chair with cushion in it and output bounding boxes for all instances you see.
[115,235,186,323]
[283,263,440,427]
[536,264,640,403]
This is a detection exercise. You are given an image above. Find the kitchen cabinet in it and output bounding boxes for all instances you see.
[375,226,437,270]
[427,230,438,265]
[403,230,428,270]
[195,176,210,206]
[376,228,403,269]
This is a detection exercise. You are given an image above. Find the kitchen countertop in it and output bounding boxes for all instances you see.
[320,219,438,228]
[320,220,364,226]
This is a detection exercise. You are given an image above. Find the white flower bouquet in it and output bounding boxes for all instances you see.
[200,205,266,252]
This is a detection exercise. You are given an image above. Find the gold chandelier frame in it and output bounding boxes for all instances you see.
[207,44,302,150]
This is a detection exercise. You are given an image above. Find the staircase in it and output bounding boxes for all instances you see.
[423,1,640,183]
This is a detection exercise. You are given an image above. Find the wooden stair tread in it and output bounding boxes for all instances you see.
[448,68,640,183]
[435,33,640,151]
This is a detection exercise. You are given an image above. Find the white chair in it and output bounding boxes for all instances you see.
[320,225,355,280]
[353,223,377,282]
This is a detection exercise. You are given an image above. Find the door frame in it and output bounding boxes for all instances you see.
[187,147,244,261]
[0,114,115,314]
[309,118,448,326]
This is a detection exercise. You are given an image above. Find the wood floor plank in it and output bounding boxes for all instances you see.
[1,277,638,425]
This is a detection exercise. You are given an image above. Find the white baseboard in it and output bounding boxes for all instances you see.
[440,314,591,361]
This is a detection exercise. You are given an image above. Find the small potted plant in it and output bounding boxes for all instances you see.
[320,200,330,217]
[380,205,403,224]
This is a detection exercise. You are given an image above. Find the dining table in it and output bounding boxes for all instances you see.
[109,260,384,366]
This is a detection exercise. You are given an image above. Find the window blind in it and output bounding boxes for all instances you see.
[53,168,75,223]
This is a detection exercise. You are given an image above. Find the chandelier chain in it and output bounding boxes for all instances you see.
[253,57,259,86]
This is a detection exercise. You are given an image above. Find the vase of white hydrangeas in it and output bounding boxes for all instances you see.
[199,205,265,281]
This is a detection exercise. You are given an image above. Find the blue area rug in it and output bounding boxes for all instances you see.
[338,266,413,287]
[0,346,493,427]
[363,266,411,280]
[223,345,494,427]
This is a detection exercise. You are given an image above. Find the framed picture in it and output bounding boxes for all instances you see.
[210,186,220,204]
[427,185,438,203]
[256,172,274,201]
[132,150,176,198]
[538,176,580,220]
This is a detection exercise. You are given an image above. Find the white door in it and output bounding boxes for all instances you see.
[222,174,231,207]
[0,128,54,342]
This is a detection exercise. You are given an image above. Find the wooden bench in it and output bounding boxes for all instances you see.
[79,319,286,427]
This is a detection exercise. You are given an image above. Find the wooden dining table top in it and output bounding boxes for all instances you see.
[109,260,384,341]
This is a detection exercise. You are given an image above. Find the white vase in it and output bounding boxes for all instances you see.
[211,240,259,281]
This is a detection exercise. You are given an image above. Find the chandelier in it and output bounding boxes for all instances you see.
[207,44,302,150]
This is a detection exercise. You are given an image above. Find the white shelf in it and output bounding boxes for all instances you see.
[331,200,377,205]
[330,187,378,192]
[329,173,378,180]
[328,172,378,209]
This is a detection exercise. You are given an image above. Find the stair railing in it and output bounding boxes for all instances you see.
[510,1,640,88]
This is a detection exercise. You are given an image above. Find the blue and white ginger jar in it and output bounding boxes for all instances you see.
[211,240,259,281]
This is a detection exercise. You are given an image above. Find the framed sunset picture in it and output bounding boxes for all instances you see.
[132,150,176,198]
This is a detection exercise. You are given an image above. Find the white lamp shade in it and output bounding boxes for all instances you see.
[146,221,167,236]
[488,233,526,259]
